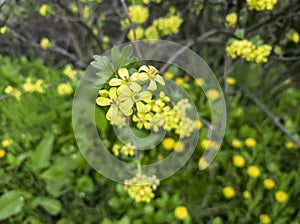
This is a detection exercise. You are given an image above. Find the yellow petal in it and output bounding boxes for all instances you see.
[118,85,132,97]
[129,82,141,92]
[136,101,147,114]
[120,99,134,115]
[137,72,149,82]
[138,65,149,73]
[110,106,119,121]
[106,106,112,120]
[144,122,151,129]
[96,97,111,106]
[109,78,122,86]
[109,87,118,99]
[118,68,129,80]
[139,91,152,102]
[147,80,157,91]
[154,75,165,85]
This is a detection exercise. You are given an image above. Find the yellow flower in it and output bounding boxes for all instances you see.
[70,3,78,13]
[223,186,235,199]
[175,77,189,89]
[246,0,277,11]
[225,12,237,28]
[198,158,209,170]
[124,173,159,203]
[247,166,261,178]
[63,65,77,81]
[162,138,175,150]
[128,5,149,24]
[132,65,165,91]
[0,149,5,158]
[174,141,184,153]
[121,143,135,156]
[157,154,164,160]
[292,32,299,43]
[259,214,271,224]
[145,25,159,40]
[133,112,152,129]
[127,27,144,41]
[2,139,13,147]
[4,86,13,94]
[40,37,52,49]
[164,72,174,79]
[232,155,246,167]
[201,139,218,150]
[275,191,288,203]
[83,6,90,20]
[207,89,220,100]
[193,120,203,129]
[0,26,8,34]
[109,68,139,90]
[174,206,188,220]
[22,78,45,93]
[96,87,122,120]
[39,4,51,16]
[285,141,297,149]
[232,139,242,148]
[226,77,236,85]
[57,83,73,96]
[103,35,109,43]
[245,138,256,147]
[118,84,152,115]
[112,144,121,156]
[263,178,275,189]
[153,16,183,36]
[243,191,251,199]
[143,0,150,4]
[194,78,204,86]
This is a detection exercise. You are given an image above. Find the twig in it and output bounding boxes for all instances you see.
[244,90,300,148]
[119,0,142,59]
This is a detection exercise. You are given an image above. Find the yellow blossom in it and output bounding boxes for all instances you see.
[70,3,78,13]
[263,178,275,189]
[201,139,218,150]
[259,214,271,224]
[157,154,164,161]
[0,149,5,158]
[164,72,174,79]
[198,158,209,170]
[247,166,261,178]
[2,139,13,147]
[232,139,242,148]
[285,141,297,149]
[63,65,77,81]
[112,144,121,156]
[121,143,135,156]
[275,191,288,203]
[174,206,189,220]
[174,141,184,153]
[133,112,152,129]
[39,4,51,16]
[243,191,251,199]
[22,78,45,93]
[175,77,189,89]
[109,68,139,90]
[292,32,299,43]
[57,83,73,96]
[232,155,245,167]
[83,6,90,20]
[127,27,144,41]
[103,35,109,43]
[153,16,183,36]
[40,38,52,49]
[145,25,159,40]
[207,89,220,100]
[162,138,175,150]
[194,78,205,86]
[246,0,278,11]
[226,77,236,85]
[128,5,149,24]
[0,26,8,34]
[223,186,235,199]
[124,173,159,203]
[225,12,237,28]
[245,138,256,147]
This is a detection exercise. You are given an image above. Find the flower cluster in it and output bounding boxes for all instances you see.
[124,172,159,203]
[57,83,73,96]
[246,0,278,11]
[128,5,149,24]
[22,78,45,93]
[4,86,22,100]
[226,39,272,63]
[112,143,135,157]
[153,16,183,36]
[96,65,200,138]
[225,12,238,28]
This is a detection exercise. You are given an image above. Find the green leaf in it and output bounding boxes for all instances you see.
[0,190,27,221]
[29,133,55,173]
[39,198,62,216]
[76,175,95,193]
[234,29,244,39]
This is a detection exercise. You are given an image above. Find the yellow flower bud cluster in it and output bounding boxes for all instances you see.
[226,39,272,63]
[129,5,149,24]
[124,172,159,203]
[112,143,135,157]
[246,0,277,11]
[63,65,78,81]
[22,78,45,93]
[57,83,73,96]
